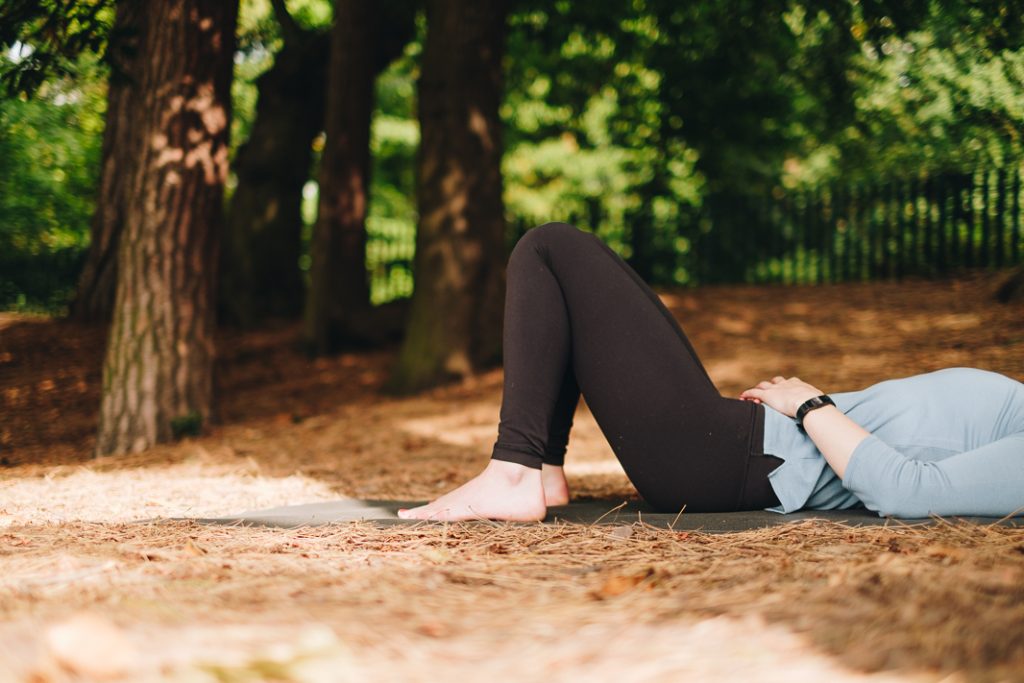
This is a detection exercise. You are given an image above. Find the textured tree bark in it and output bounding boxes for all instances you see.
[96,0,237,455]
[303,0,415,354]
[387,0,509,393]
[996,266,1024,303]
[219,14,329,327]
[68,0,144,323]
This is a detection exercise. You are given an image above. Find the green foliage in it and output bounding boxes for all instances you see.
[370,38,420,217]
[230,1,282,158]
[3,0,1024,312]
[782,0,1024,186]
[365,33,421,304]
[829,21,1024,182]
[0,0,111,312]
[170,411,203,439]
[0,52,105,312]
[230,0,333,158]
[502,4,705,282]
[0,0,113,96]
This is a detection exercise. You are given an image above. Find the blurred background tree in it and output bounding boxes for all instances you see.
[303,0,416,354]
[388,0,510,392]
[219,0,331,329]
[0,0,110,313]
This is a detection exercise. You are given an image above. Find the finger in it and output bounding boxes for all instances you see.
[772,376,786,383]
[757,381,774,390]
[742,388,765,400]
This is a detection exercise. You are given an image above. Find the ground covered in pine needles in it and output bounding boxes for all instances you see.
[2,273,1023,682]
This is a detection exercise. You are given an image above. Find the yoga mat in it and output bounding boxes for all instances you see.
[190,499,1022,532]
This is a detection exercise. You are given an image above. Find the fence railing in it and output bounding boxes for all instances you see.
[365,215,416,304]
[529,165,1024,288]
[367,165,1024,303]
[19,169,1017,314]
[697,165,1024,285]
[0,247,86,312]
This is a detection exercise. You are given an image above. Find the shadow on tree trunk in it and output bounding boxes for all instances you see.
[219,23,330,328]
[303,0,417,355]
[385,0,509,395]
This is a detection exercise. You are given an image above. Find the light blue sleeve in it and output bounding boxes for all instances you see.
[842,432,1024,518]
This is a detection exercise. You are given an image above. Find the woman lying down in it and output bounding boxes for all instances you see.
[398,223,1024,523]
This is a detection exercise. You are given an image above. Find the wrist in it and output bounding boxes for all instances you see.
[795,394,836,428]
[789,392,821,416]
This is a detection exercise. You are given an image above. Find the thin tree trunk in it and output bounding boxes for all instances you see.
[68,0,143,322]
[219,21,329,327]
[96,0,238,455]
[387,0,508,393]
[303,0,415,354]
[995,266,1024,303]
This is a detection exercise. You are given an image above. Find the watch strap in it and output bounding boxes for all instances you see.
[795,394,835,429]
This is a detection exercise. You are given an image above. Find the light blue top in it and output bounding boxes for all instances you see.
[762,368,1024,517]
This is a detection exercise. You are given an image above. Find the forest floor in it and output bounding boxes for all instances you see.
[1,273,1023,682]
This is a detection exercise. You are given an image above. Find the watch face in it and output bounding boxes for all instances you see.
[797,395,833,427]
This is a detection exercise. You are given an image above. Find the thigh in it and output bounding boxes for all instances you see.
[524,223,762,511]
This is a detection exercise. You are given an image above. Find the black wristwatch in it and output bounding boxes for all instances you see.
[795,395,835,429]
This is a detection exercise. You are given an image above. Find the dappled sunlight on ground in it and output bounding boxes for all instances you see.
[0,457,338,527]
[2,519,1018,682]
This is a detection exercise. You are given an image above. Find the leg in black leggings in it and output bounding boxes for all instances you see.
[397,222,782,521]
[491,222,780,512]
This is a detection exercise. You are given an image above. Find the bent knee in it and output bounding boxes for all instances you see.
[512,222,585,255]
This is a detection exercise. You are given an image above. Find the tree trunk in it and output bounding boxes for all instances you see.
[68,0,144,323]
[387,0,508,393]
[303,0,416,354]
[96,0,237,455]
[219,16,329,327]
[996,266,1024,304]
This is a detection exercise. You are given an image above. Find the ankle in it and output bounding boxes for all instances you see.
[541,465,570,505]
[487,458,540,485]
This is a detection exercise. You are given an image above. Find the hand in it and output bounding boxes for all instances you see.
[740,376,824,419]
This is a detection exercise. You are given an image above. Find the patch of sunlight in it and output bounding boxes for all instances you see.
[0,312,51,331]
[894,312,981,334]
[706,359,758,386]
[360,614,928,682]
[0,462,338,527]
[564,460,624,476]
[1,612,924,682]
[715,317,755,335]
[397,403,498,449]
[0,619,365,683]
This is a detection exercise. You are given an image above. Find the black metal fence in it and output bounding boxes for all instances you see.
[369,165,1024,303]
[365,216,416,304]
[0,247,86,312]
[14,167,1018,313]
[692,166,1024,286]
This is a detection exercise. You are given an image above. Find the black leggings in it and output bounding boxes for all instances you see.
[491,222,782,513]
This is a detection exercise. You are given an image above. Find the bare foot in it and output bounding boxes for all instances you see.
[541,464,570,506]
[397,459,547,522]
